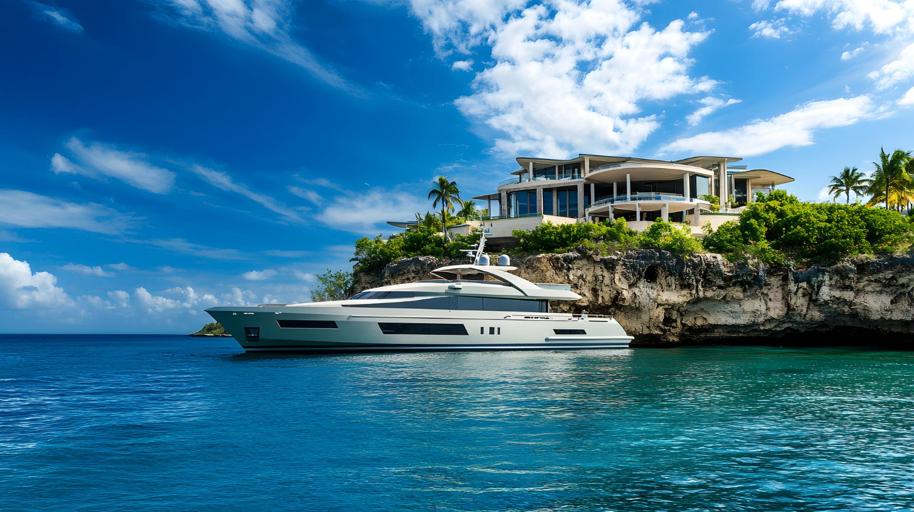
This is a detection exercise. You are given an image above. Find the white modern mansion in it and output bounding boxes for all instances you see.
[461,153,794,241]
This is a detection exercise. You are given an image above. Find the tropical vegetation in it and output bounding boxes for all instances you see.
[827,166,870,204]
[310,269,354,301]
[427,176,460,241]
[703,190,913,265]
[867,148,914,212]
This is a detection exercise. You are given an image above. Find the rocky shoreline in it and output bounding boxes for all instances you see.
[351,251,914,345]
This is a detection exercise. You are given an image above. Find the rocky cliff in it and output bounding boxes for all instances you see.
[352,251,914,345]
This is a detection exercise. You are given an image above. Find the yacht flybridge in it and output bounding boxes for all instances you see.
[206,232,632,352]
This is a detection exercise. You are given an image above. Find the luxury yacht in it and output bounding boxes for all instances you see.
[206,234,632,352]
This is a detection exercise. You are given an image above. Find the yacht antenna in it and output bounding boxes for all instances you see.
[461,227,490,265]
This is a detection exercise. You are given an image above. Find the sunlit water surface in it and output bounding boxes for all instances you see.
[2,335,914,511]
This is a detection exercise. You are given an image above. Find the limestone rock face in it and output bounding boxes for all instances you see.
[353,251,914,343]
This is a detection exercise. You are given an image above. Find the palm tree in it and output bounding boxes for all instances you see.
[455,198,480,221]
[869,148,912,210]
[827,166,870,204]
[427,176,460,241]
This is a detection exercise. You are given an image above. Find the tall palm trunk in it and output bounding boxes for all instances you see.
[441,206,447,243]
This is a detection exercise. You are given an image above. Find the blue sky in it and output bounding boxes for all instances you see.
[2,0,914,333]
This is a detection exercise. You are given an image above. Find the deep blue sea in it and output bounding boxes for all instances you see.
[2,335,914,511]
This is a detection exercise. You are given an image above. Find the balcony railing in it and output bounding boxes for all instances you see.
[589,193,709,208]
[498,174,582,186]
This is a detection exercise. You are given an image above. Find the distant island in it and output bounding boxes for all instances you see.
[190,322,229,337]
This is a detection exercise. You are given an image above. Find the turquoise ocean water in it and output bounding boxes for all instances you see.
[2,334,914,510]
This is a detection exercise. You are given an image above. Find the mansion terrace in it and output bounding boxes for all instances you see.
[392,153,795,245]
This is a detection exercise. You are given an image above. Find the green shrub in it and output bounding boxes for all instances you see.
[513,218,637,254]
[700,194,720,212]
[638,221,703,256]
[703,191,914,265]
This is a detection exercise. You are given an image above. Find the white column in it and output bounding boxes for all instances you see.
[626,174,631,201]
[747,178,753,203]
[691,206,701,226]
[528,161,533,181]
[487,197,492,218]
[608,205,614,221]
[576,183,585,219]
[683,173,690,200]
[500,190,508,217]
[661,203,669,222]
[555,164,559,180]
[613,181,618,199]
[536,188,543,214]
[635,202,640,222]
[718,161,728,210]
[590,183,595,205]
[584,157,590,177]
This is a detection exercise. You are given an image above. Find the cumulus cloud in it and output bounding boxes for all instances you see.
[51,137,176,194]
[410,0,714,157]
[158,0,356,93]
[242,269,277,281]
[899,86,914,105]
[686,97,742,126]
[0,253,71,309]
[868,42,914,89]
[664,95,874,157]
[31,2,83,32]
[769,0,913,35]
[191,165,303,222]
[451,59,473,71]
[749,18,791,39]
[62,263,113,277]
[0,189,131,234]
[841,45,865,61]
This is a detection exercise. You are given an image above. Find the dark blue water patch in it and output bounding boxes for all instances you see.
[2,335,914,510]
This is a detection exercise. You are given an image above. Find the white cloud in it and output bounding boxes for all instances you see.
[191,165,303,222]
[288,185,323,205]
[686,97,741,126]
[315,187,426,234]
[0,253,71,309]
[159,0,356,93]
[410,1,714,157]
[108,290,131,308]
[146,238,246,260]
[841,45,865,60]
[134,285,248,314]
[868,42,914,89]
[409,0,525,54]
[62,263,113,277]
[770,0,913,35]
[899,86,914,105]
[0,189,131,234]
[52,137,176,194]
[242,269,277,281]
[665,95,874,157]
[451,59,473,71]
[749,18,791,39]
[108,262,132,271]
[32,3,83,32]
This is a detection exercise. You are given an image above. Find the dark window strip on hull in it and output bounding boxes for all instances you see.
[378,322,468,335]
[277,320,338,329]
[554,329,587,335]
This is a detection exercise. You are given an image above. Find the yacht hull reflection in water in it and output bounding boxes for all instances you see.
[207,264,631,352]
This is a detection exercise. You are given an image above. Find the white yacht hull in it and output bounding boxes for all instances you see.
[207,306,632,352]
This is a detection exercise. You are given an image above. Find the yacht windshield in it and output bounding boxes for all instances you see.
[349,291,436,300]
